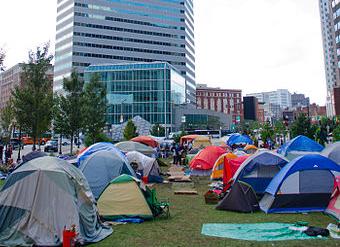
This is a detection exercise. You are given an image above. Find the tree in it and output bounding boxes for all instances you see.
[0,100,14,144]
[53,71,84,154]
[11,44,53,150]
[82,73,107,145]
[173,131,187,144]
[261,122,274,145]
[123,119,138,140]
[333,124,340,142]
[290,113,315,139]
[0,48,5,72]
[150,123,165,137]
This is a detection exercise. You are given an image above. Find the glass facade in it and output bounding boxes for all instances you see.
[84,62,185,125]
[182,114,221,130]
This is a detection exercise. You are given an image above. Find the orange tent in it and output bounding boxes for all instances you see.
[244,144,258,154]
[190,146,226,176]
[180,135,199,145]
[131,136,158,148]
[210,153,238,180]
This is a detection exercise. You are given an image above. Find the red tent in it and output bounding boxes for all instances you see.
[223,156,248,191]
[190,146,226,172]
[326,176,340,221]
[131,136,158,148]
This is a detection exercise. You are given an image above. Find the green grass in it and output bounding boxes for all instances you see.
[0,180,4,188]
[0,167,337,246]
[92,178,338,247]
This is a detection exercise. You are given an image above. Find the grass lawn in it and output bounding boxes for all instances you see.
[0,165,337,246]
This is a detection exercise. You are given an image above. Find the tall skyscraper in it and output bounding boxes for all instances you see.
[319,0,340,116]
[54,0,196,103]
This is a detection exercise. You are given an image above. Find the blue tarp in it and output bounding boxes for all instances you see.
[77,142,127,167]
[277,135,324,157]
[227,134,253,146]
[265,154,340,195]
[201,223,322,241]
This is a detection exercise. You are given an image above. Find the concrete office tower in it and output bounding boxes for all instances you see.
[319,0,340,116]
[54,0,196,103]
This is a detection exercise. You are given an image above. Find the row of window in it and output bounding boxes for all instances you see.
[73,42,185,57]
[333,8,340,20]
[75,2,184,23]
[74,17,184,39]
[73,51,186,66]
[73,31,185,48]
[196,92,241,98]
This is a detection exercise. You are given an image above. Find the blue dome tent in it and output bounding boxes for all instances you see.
[277,135,323,160]
[260,154,340,213]
[227,134,253,147]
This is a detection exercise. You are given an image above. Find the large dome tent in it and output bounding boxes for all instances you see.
[322,142,340,164]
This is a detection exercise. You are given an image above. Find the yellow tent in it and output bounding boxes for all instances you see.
[244,145,258,154]
[192,136,212,149]
[210,153,238,180]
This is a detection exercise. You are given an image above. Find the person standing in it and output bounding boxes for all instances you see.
[0,144,3,164]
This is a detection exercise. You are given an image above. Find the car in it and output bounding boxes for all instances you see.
[10,139,23,150]
[44,140,58,152]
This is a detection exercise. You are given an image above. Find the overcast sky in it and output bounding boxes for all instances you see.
[0,0,326,104]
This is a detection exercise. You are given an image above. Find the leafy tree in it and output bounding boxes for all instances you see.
[0,99,14,144]
[150,123,165,137]
[173,131,187,144]
[11,44,53,150]
[53,71,84,154]
[274,120,285,136]
[261,122,274,144]
[0,48,5,72]
[290,113,315,139]
[333,124,340,142]
[84,133,112,147]
[123,119,138,140]
[82,73,107,145]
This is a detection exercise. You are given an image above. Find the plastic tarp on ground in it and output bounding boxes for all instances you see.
[0,156,112,246]
[201,223,321,241]
[77,142,126,166]
[232,151,289,195]
[190,146,226,176]
[131,136,159,148]
[126,151,163,183]
[322,142,340,165]
[115,141,156,157]
[277,135,324,160]
[80,150,135,199]
[260,154,340,213]
[227,134,253,146]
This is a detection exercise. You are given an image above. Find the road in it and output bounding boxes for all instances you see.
[10,144,84,163]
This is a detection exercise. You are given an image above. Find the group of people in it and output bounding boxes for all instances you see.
[171,141,193,165]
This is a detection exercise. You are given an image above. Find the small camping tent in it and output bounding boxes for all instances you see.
[115,141,156,157]
[227,134,253,147]
[222,155,249,190]
[192,136,212,149]
[126,151,163,183]
[80,150,136,199]
[97,174,153,220]
[325,176,340,221]
[131,136,159,148]
[231,151,289,195]
[210,153,238,180]
[322,142,340,165]
[216,181,259,213]
[260,154,340,213]
[190,146,226,176]
[180,134,199,145]
[277,135,324,160]
[244,145,258,154]
[0,156,112,246]
[77,142,126,166]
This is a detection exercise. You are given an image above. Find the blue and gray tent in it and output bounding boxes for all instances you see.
[227,134,253,147]
[0,156,112,246]
[231,150,289,196]
[260,154,340,213]
[79,150,136,199]
[277,135,324,160]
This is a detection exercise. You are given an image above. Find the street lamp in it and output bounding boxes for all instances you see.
[120,99,127,124]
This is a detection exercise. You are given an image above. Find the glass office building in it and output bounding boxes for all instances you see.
[55,0,195,103]
[84,62,185,126]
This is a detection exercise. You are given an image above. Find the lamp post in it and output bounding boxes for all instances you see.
[120,99,127,124]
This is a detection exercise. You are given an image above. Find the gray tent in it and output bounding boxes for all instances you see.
[322,142,340,164]
[79,150,136,199]
[115,141,156,157]
[0,156,112,246]
[216,181,259,213]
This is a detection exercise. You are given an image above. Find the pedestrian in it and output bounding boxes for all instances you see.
[0,144,3,164]
[171,144,177,165]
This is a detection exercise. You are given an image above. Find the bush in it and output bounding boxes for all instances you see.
[84,133,112,147]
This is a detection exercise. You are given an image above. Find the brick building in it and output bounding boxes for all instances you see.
[196,84,242,124]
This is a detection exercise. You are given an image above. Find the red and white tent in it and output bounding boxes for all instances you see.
[326,176,340,221]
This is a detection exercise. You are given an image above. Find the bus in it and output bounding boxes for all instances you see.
[186,130,221,138]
